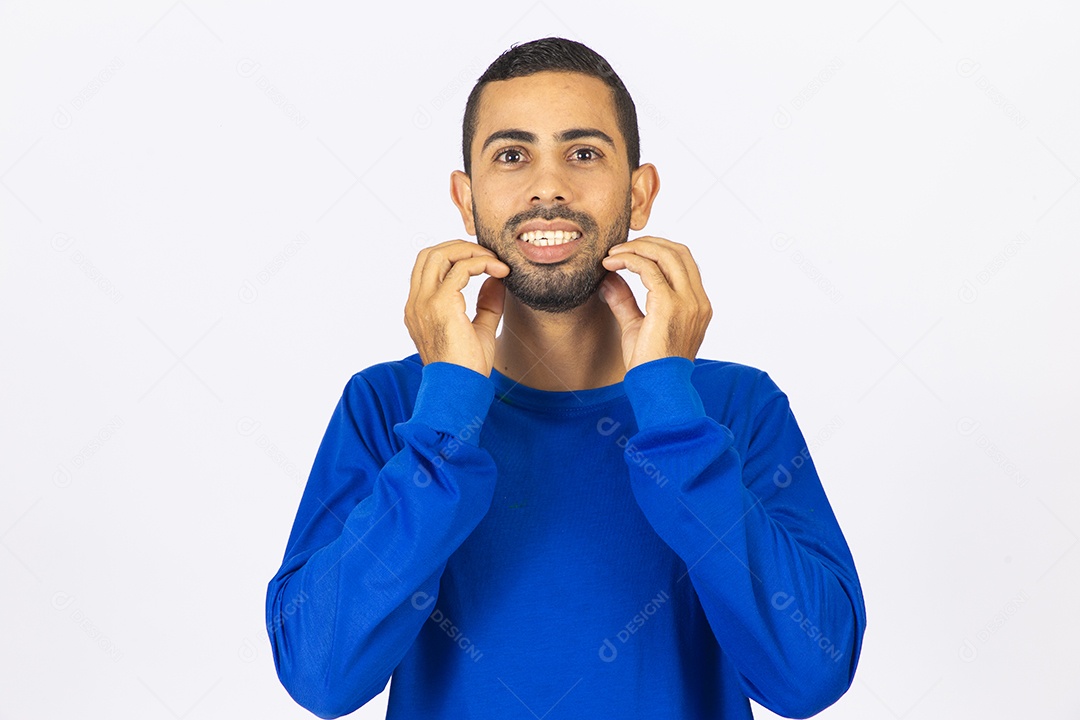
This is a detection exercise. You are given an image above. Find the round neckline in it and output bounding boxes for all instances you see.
[489,366,627,411]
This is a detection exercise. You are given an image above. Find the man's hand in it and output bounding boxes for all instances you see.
[599,237,712,371]
[405,240,510,376]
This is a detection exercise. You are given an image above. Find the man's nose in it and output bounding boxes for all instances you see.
[527,159,573,205]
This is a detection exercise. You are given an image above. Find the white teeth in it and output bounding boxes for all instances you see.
[519,230,581,246]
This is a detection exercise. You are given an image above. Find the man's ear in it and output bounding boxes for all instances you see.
[450,170,476,236]
[629,163,660,231]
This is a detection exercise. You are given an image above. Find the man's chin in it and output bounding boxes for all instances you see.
[503,274,604,314]
[509,296,589,314]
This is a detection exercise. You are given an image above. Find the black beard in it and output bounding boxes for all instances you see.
[474,197,632,314]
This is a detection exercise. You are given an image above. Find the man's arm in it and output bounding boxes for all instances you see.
[265,362,498,718]
[266,239,508,717]
[601,236,864,715]
[621,357,866,719]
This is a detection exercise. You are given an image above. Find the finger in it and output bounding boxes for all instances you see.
[611,237,711,313]
[412,240,494,302]
[410,240,489,291]
[599,271,644,329]
[438,255,511,296]
[473,275,506,338]
[607,237,692,292]
[601,252,672,297]
[419,245,508,297]
[609,237,693,290]
[660,240,709,306]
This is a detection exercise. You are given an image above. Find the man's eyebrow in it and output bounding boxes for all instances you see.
[481,129,537,153]
[557,128,616,148]
[480,127,617,153]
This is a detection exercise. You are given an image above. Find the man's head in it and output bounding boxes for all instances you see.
[461,37,640,177]
[451,38,659,314]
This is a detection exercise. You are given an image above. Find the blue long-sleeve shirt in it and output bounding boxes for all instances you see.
[266,353,866,718]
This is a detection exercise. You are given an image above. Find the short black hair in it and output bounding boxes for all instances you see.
[461,37,640,176]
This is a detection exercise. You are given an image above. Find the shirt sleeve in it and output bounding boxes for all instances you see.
[265,361,499,719]
[621,356,867,719]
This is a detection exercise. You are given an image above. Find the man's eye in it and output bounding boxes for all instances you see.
[573,148,599,161]
[497,149,524,163]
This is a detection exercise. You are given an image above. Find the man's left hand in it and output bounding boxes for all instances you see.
[600,236,712,372]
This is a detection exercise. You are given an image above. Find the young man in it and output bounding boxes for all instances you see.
[267,37,866,719]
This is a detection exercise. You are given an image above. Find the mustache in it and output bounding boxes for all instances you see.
[503,206,598,235]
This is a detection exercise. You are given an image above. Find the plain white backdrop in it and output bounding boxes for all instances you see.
[2,1,1078,717]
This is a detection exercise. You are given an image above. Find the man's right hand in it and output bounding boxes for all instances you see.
[404,240,510,377]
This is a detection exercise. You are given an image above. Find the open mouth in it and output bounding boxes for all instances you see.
[517,230,581,247]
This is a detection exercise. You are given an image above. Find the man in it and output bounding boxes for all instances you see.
[267,37,866,719]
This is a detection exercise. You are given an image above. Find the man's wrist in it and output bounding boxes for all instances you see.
[623,356,706,431]
[411,361,495,446]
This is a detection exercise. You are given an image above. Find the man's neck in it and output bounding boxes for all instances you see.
[493,292,626,392]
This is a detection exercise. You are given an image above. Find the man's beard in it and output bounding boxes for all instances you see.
[473,195,632,313]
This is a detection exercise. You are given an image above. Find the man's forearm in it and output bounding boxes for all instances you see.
[266,363,499,718]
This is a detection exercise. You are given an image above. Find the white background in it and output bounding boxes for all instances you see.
[2,1,1078,718]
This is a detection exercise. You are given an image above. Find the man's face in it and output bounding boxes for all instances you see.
[458,71,635,313]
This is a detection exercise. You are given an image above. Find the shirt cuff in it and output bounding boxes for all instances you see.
[411,362,495,447]
[623,356,706,431]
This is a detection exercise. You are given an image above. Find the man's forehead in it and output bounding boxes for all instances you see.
[474,71,619,136]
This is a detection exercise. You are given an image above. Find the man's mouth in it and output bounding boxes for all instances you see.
[517,230,581,247]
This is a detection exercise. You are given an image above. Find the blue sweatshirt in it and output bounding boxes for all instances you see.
[266,353,866,719]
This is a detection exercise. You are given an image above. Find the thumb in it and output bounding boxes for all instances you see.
[599,272,643,329]
[473,275,505,336]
